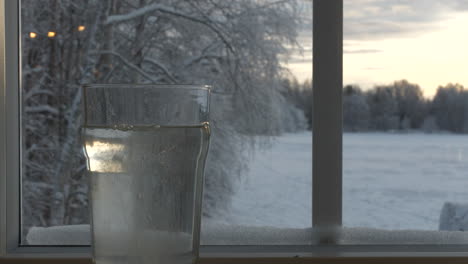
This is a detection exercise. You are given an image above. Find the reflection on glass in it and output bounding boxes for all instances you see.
[84,140,125,173]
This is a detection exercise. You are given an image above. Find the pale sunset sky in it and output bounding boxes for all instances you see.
[285,0,468,99]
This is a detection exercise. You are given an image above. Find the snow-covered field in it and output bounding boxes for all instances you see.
[213,132,468,231]
[26,132,468,245]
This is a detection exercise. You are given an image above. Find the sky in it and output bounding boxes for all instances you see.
[286,0,468,98]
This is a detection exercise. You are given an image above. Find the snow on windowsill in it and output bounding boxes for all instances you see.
[25,222,468,246]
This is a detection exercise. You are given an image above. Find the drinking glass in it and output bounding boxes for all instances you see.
[82,84,211,264]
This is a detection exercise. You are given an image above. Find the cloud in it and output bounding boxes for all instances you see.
[344,0,467,41]
[443,1,468,11]
[362,67,384,71]
[344,49,383,54]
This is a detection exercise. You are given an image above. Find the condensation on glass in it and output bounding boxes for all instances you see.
[83,84,210,263]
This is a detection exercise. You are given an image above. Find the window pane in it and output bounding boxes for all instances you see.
[202,0,312,245]
[21,0,312,245]
[343,0,468,244]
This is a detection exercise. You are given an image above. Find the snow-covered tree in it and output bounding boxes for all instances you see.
[389,80,426,129]
[366,86,399,131]
[364,81,427,131]
[282,78,312,129]
[343,86,369,132]
[432,83,468,133]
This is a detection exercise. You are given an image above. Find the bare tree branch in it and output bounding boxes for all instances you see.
[105,3,234,53]
[25,106,60,115]
[98,50,158,83]
[184,54,223,69]
[105,3,166,24]
[24,89,55,100]
[183,42,223,68]
[142,58,177,83]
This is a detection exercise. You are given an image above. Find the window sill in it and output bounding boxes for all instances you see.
[25,223,468,245]
[2,256,468,264]
[7,224,468,264]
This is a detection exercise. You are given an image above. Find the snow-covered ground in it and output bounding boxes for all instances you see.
[212,132,468,231]
[26,132,468,245]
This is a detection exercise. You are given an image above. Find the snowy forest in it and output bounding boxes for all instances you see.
[21,0,308,235]
[285,79,468,134]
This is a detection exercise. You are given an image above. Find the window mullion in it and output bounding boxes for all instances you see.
[312,0,343,242]
[4,0,20,255]
[0,0,6,257]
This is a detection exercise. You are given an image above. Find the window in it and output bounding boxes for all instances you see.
[2,0,468,263]
[18,0,312,248]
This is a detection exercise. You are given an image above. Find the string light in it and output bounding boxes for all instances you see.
[29,32,37,39]
[78,25,86,32]
[47,31,56,38]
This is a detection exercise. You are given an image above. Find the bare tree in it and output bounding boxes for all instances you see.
[432,83,468,133]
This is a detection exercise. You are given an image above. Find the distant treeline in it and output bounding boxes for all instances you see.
[283,79,468,133]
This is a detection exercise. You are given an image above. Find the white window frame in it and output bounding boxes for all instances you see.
[1,0,468,263]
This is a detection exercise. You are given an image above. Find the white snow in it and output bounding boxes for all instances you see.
[27,223,468,246]
[210,132,312,228]
[24,105,59,115]
[201,220,312,245]
[26,132,468,245]
[338,227,468,244]
[26,225,90,245]
[105,4,168,25]
[343,133,468,231]
[212,132,468,232]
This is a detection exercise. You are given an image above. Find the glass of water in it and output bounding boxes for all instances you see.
[82,84,211,264]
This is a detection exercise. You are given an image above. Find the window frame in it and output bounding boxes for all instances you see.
[1,0,468,263]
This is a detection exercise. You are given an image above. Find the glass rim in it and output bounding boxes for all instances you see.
[82,83,211,91]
